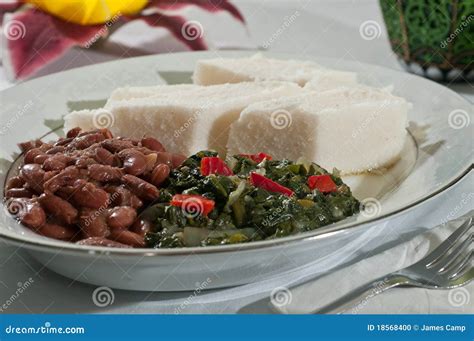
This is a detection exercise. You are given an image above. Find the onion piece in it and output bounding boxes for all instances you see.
[183,227,210,247]
[224,180,247,212]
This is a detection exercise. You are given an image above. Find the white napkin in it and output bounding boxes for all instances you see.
[274,215,473,314]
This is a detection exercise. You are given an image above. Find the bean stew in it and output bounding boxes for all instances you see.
[5,128,185,248]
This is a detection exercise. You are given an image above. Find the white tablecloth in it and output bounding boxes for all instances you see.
[0,0,473,314]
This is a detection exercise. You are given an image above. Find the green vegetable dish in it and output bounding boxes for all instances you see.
[143,151,360,248]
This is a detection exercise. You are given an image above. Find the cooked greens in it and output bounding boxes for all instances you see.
[144,151,360,248]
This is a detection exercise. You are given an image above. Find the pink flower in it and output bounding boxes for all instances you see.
[0,0,245,80]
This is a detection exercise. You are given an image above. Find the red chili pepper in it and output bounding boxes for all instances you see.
[171,194,215,216]
[200,157,233,176]
[239,152,273,163]
[307,175,337,193]
[249,172,294,197]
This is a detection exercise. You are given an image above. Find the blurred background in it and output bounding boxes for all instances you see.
[0,0,472,99]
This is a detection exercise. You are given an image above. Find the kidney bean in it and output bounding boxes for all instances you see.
[55,186,76,200]
[43,166,80,193]
[24,148,43,163]
[18,141,33,152]
[93,147,116,165]
[7,198,46,229]
[117,136,139,144]
[33,154,49,165]
[130,196,143,209]
[79,168,91,178]
[37,222,78,240]
[100,128,113,139]
[75,157,98,169]
[5,176,25,190]
[45,146,66,155]
[141,137,165,152]
[134,146,157,155]
[171,154,187,169]
[38,143,53,152]
[38,193,78,224]
[150,164,170,187]
[20,164,45,192]
[102,139,134,153]
[54,137,74,147]
[72,179,110,209]
[106,206,137,230]
[130,218,152,237]
[66,127,81,138]
[109,230,145,248]
[88,164,123,182]
[18,140,43,152]
[5,188,34,198]
[144,153,157,172]
[42,154,74,171]
[155,152,173,167]
[78,208,110,238]
[122,174,159,201]
[43,171,59,182]
[78,129,99,137]
[21,202,46,228]
[118,149,147,175]
[67,133,105,150]
[104,185,143,209]
[78,128,113,139]
[76,237,131,248]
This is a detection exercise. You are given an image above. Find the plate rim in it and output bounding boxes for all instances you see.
[0,50,473,256]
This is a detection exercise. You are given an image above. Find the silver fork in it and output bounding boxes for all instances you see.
[311,213,473,314]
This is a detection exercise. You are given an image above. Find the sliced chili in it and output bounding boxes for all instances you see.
[249,172,294,197]
[307,175,337,193]
[171,194,215,216]
[239,152,273,163]
[200,157,233,176]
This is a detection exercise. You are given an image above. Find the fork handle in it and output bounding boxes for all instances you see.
[310,273,413,314]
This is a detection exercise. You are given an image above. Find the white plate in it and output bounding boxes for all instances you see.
[0,51,472,291]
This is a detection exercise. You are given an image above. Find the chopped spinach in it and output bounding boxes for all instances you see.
[144,151,360,248]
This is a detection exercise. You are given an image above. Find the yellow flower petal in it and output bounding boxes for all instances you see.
[26,0,148,25]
